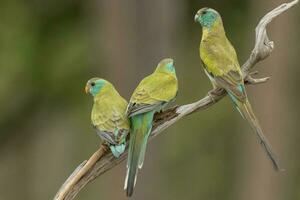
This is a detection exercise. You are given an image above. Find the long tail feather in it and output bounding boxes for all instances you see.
[237,99,281,171]
[124,111,154,197]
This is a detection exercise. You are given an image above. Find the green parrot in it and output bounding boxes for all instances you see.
[124,58,178,196]
[194,8,280,170]
[85,78,130,157]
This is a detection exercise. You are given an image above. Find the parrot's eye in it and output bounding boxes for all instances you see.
[202,10,207,15]
[91,82,95,87]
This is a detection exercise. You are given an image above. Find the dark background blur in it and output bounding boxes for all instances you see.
[0,0,299,199]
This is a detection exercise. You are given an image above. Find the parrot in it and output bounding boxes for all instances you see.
[85,78,130,158]
[194,8,280,170]
[124,58,178,196]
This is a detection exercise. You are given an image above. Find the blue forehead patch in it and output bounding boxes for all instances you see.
[91,79,106,96]
[166,62,175,73]
[200,10,218,28]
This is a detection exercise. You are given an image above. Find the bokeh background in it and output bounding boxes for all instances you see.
[0,0,299,199]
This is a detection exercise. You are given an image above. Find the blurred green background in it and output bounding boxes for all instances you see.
[0,0,299,199]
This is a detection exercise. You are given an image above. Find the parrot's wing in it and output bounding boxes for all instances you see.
[94,129,118,145]
[93,107,129,144]
[214,70,247,102]
[126,102,162,117]
[126,85,164,117]
[127,74,177,117]
[94,125,129,145]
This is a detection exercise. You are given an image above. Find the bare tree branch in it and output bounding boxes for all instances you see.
[242,0,299,76]
[53,1,298,199]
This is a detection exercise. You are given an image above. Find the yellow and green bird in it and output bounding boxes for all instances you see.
[85,78,130,157]
[194,8,280,170]
[124,58,178,196]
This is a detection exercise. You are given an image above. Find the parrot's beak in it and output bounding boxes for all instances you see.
[85,85,89,94]
[194,13,199,22]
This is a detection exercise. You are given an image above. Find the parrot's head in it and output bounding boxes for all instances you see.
[85,78,110,96]
[194,8,221,28]
[155,58,176,74]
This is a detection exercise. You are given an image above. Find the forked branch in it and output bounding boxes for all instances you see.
[54,1,298,199]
